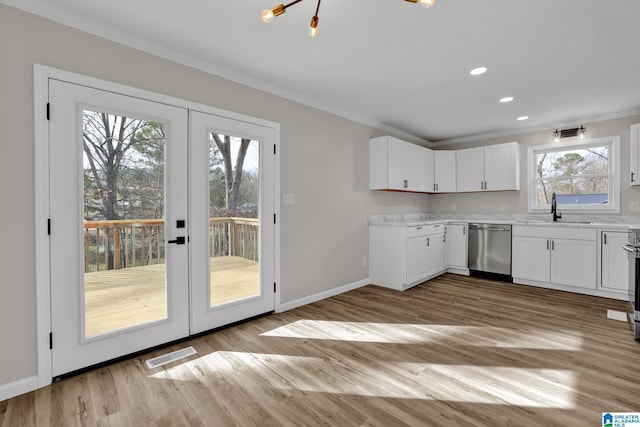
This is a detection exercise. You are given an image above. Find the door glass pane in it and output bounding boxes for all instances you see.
[209,133,260,307]
[83,110,167,337]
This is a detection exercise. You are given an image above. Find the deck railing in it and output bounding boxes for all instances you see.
[83,217,258,272]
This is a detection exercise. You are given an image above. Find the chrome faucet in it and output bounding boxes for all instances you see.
[551,192,562,222]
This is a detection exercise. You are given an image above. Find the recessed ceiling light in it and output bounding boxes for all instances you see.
[516,116,529,121]
[499,96,514,103]
[470,67,487,76]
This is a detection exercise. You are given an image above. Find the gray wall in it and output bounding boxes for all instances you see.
[0,4,429,387]
[431,115,640,216]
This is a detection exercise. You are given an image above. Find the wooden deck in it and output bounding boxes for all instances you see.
[84,256,258,336]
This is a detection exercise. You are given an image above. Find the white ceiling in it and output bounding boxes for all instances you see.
[6,0,640,143]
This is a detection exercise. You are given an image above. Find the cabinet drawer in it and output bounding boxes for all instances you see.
[406,225,429,238]
[512,225,596,240]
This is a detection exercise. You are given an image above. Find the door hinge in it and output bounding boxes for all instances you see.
[47,218,51,235]
[49,332,53,349]
[273,282,277,293]
[46,103,50,121]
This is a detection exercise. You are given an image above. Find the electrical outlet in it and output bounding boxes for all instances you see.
[451,203,457,211]
[282,193,296,205]
[499,203,506,212]
[630,201,640,212]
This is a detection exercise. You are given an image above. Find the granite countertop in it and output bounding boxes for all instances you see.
[369,213,640,229]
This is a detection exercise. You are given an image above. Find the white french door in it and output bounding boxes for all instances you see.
[189,111,275,333]
[46,77,276,377]
[49,80,190,376]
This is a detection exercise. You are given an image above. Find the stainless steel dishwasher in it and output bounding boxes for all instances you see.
[468,223,512,281]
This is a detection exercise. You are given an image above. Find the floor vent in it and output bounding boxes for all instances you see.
[145,346,197,369]
[607,309,628,322]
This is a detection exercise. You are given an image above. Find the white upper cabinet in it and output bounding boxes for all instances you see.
[456,142,520,192]
[433,150,456,192]
[630,123,640,186]
[370,136,430,192]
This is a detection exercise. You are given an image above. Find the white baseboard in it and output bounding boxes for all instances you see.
[276,278,370,313]
[0,376,38,402]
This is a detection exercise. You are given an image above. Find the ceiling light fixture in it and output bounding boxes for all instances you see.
[470,67,488,76]
[516,116,528,121]
[553,126,587,142]
[262,0,434,37]
[499,96,514,103]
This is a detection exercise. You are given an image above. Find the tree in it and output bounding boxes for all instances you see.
[83,111,165,220]
[210,134,252,213]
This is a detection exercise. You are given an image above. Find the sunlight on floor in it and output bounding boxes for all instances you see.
[260,320,584,350]
[147,351,577,409]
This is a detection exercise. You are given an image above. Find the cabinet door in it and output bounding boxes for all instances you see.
[417,146,434,193]
[388,137,417,191]
[484,143,519,191]
[448,224,467,268]
[426,233,445,276]
[434,150,456,192]
[512,236,550,282]
[631,124,640,186]
[551,239,596,289]
[455,147,484,192]
[406,236,428,284]
[601,231,630,291]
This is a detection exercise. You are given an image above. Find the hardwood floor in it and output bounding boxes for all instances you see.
[2,274,639,426]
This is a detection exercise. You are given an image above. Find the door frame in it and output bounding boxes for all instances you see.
[34,64,281,387]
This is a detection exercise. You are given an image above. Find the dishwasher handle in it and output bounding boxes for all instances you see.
[469,224,511,232]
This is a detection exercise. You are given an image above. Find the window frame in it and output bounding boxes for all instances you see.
[527,136,620,214]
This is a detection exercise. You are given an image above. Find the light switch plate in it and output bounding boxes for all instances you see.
[282,193,296,205]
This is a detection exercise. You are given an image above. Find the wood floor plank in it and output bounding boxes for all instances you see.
[3,273,640,426]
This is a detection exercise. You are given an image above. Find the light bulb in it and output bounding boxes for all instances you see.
[261,9,275,23]
[418,0,435,9]
[309,16,319,38]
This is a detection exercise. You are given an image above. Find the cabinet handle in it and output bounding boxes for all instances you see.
[463,227,466,235]
[436,183,439,191]
[547,240,549,250]
[551,240,555,250]
[632,172,636,182]
[433,183,436,191]
[484,181,488,190]
[604,233,607,245]
[426,237,430,247]
[443,235,446,243]
[403,179,409,189]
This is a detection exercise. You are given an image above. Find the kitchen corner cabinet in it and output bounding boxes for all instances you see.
[630,123,640,186]
[600,230,629,292]
[370,224,446,291]
[512,226,596,289]
[370,136,430,192]
[456,142,520,192]
[433,150,456,192]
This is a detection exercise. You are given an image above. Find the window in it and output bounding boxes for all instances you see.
[528,136,620,213]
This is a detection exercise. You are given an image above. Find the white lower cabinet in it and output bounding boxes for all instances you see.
[512,226,596,290]
[600,230,629,292]
[426,230,445,277]
[370,223,449,291]
[445,224,468,270]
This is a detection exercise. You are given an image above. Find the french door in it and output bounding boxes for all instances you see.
[47,79,275,377]
[189,112,275,333]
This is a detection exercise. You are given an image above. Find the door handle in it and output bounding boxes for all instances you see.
[168,236,186,245]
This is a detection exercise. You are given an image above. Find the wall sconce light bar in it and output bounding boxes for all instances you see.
[553,126,587,142]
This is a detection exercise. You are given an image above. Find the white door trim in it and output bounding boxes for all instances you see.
[34,64,281,388]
